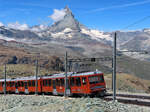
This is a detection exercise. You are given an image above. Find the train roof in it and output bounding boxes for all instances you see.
[0,71,103,82]
[0,78,13,82]
[42,71,102,79]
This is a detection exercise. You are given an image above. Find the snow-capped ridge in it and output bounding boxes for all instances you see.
[31,25,48,32]
[81,28,112,41]
[0,34,15,41]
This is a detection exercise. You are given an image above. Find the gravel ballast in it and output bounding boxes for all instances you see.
[0,95,150,112]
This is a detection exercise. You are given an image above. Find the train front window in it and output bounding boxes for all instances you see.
[99,75,104,83]
[89,75,104,84]
[89,76,99,84]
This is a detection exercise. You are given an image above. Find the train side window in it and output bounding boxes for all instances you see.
[48,79,51,86]
[22,81,24,87]
[82,77,87,85]
[99,75,104,83]
[70,77,75,86]
[12,82,14,87]
[18,82,20,87]
[56,79,60,86]
[60,79,64,86]
[15,82,18,88]
[21,81,24,87]
[43,80,45,86]
[46,80,48,86]
[9,82,11,87]
[76,77,81,86]
[32,81,35,87]
[28,81,31,87]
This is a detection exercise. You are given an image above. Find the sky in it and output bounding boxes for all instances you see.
[0,0,150,31]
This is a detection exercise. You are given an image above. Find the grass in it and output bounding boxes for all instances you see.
[104,73,150,93]
[0,64,60,79]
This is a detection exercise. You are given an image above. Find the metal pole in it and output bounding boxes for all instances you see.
[35,59,38,95]
[112,58,113,91]
[4,63,6,95]
[113,32,117,101]
[64,51,68,97]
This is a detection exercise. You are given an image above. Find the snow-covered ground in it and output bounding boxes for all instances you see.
[0,95,150,112]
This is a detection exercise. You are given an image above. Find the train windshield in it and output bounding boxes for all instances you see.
[89,75,104,84]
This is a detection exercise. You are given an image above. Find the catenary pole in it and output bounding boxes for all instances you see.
[4,63,6,95]
[113,32,117,101]
[112,58,113,90]
[64,51,68,97]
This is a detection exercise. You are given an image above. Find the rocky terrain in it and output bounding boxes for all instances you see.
[0,95,150,112]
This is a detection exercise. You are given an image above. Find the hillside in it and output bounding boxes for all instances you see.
[0,6,150,87]
[105,73,150,93]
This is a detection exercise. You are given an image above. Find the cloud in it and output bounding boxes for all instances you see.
[88,0,150,13]
[7,21,29,30]
[0,22,4,26]
[49,9,66,22]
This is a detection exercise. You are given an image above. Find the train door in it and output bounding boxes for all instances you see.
[74,77,82,94]
[81,77,88,94]
[24,81,29,94]
[15,82,19,93]
[52,79,57,95]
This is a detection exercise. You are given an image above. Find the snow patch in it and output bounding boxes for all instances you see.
[51,28,73,39]
[143,29,150,34]
[7,22,29,30]
[51,32,64,37]
[0,35,15,41]
[31,25,48,32]
[63,28,72,33]
[81,29,112,41]
[0,22,4,27]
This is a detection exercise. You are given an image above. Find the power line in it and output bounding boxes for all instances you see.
[122,15,150,30]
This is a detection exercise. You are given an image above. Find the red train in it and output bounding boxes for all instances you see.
[0,71,106,96]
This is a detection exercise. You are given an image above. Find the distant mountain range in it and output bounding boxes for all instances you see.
[0,6,150,59]
[1,6,150,80]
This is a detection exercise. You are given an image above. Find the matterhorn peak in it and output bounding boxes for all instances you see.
[50,6,81,32]
[64,6,71,13]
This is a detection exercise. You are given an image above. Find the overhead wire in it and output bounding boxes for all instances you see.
[122,15,150,30]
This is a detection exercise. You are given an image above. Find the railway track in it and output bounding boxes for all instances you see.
[104,93,150,107]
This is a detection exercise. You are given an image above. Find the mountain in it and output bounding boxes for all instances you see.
[1,6,150,59]
[1,6,150,81]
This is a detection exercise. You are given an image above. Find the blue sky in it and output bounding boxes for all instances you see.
[0,0,150,31]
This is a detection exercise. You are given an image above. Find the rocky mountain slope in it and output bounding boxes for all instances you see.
[0,6,150,81]
[1,7,150,55]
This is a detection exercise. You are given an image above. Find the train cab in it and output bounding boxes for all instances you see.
[68,71,106,96]
[87,71,106,96]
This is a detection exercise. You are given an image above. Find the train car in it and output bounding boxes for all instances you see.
[0,70,106,96]
[41,73,68,95]
[0,79,16,93]
[0,79,4,93]
[14,76,42,94]
[41,70,106,96]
